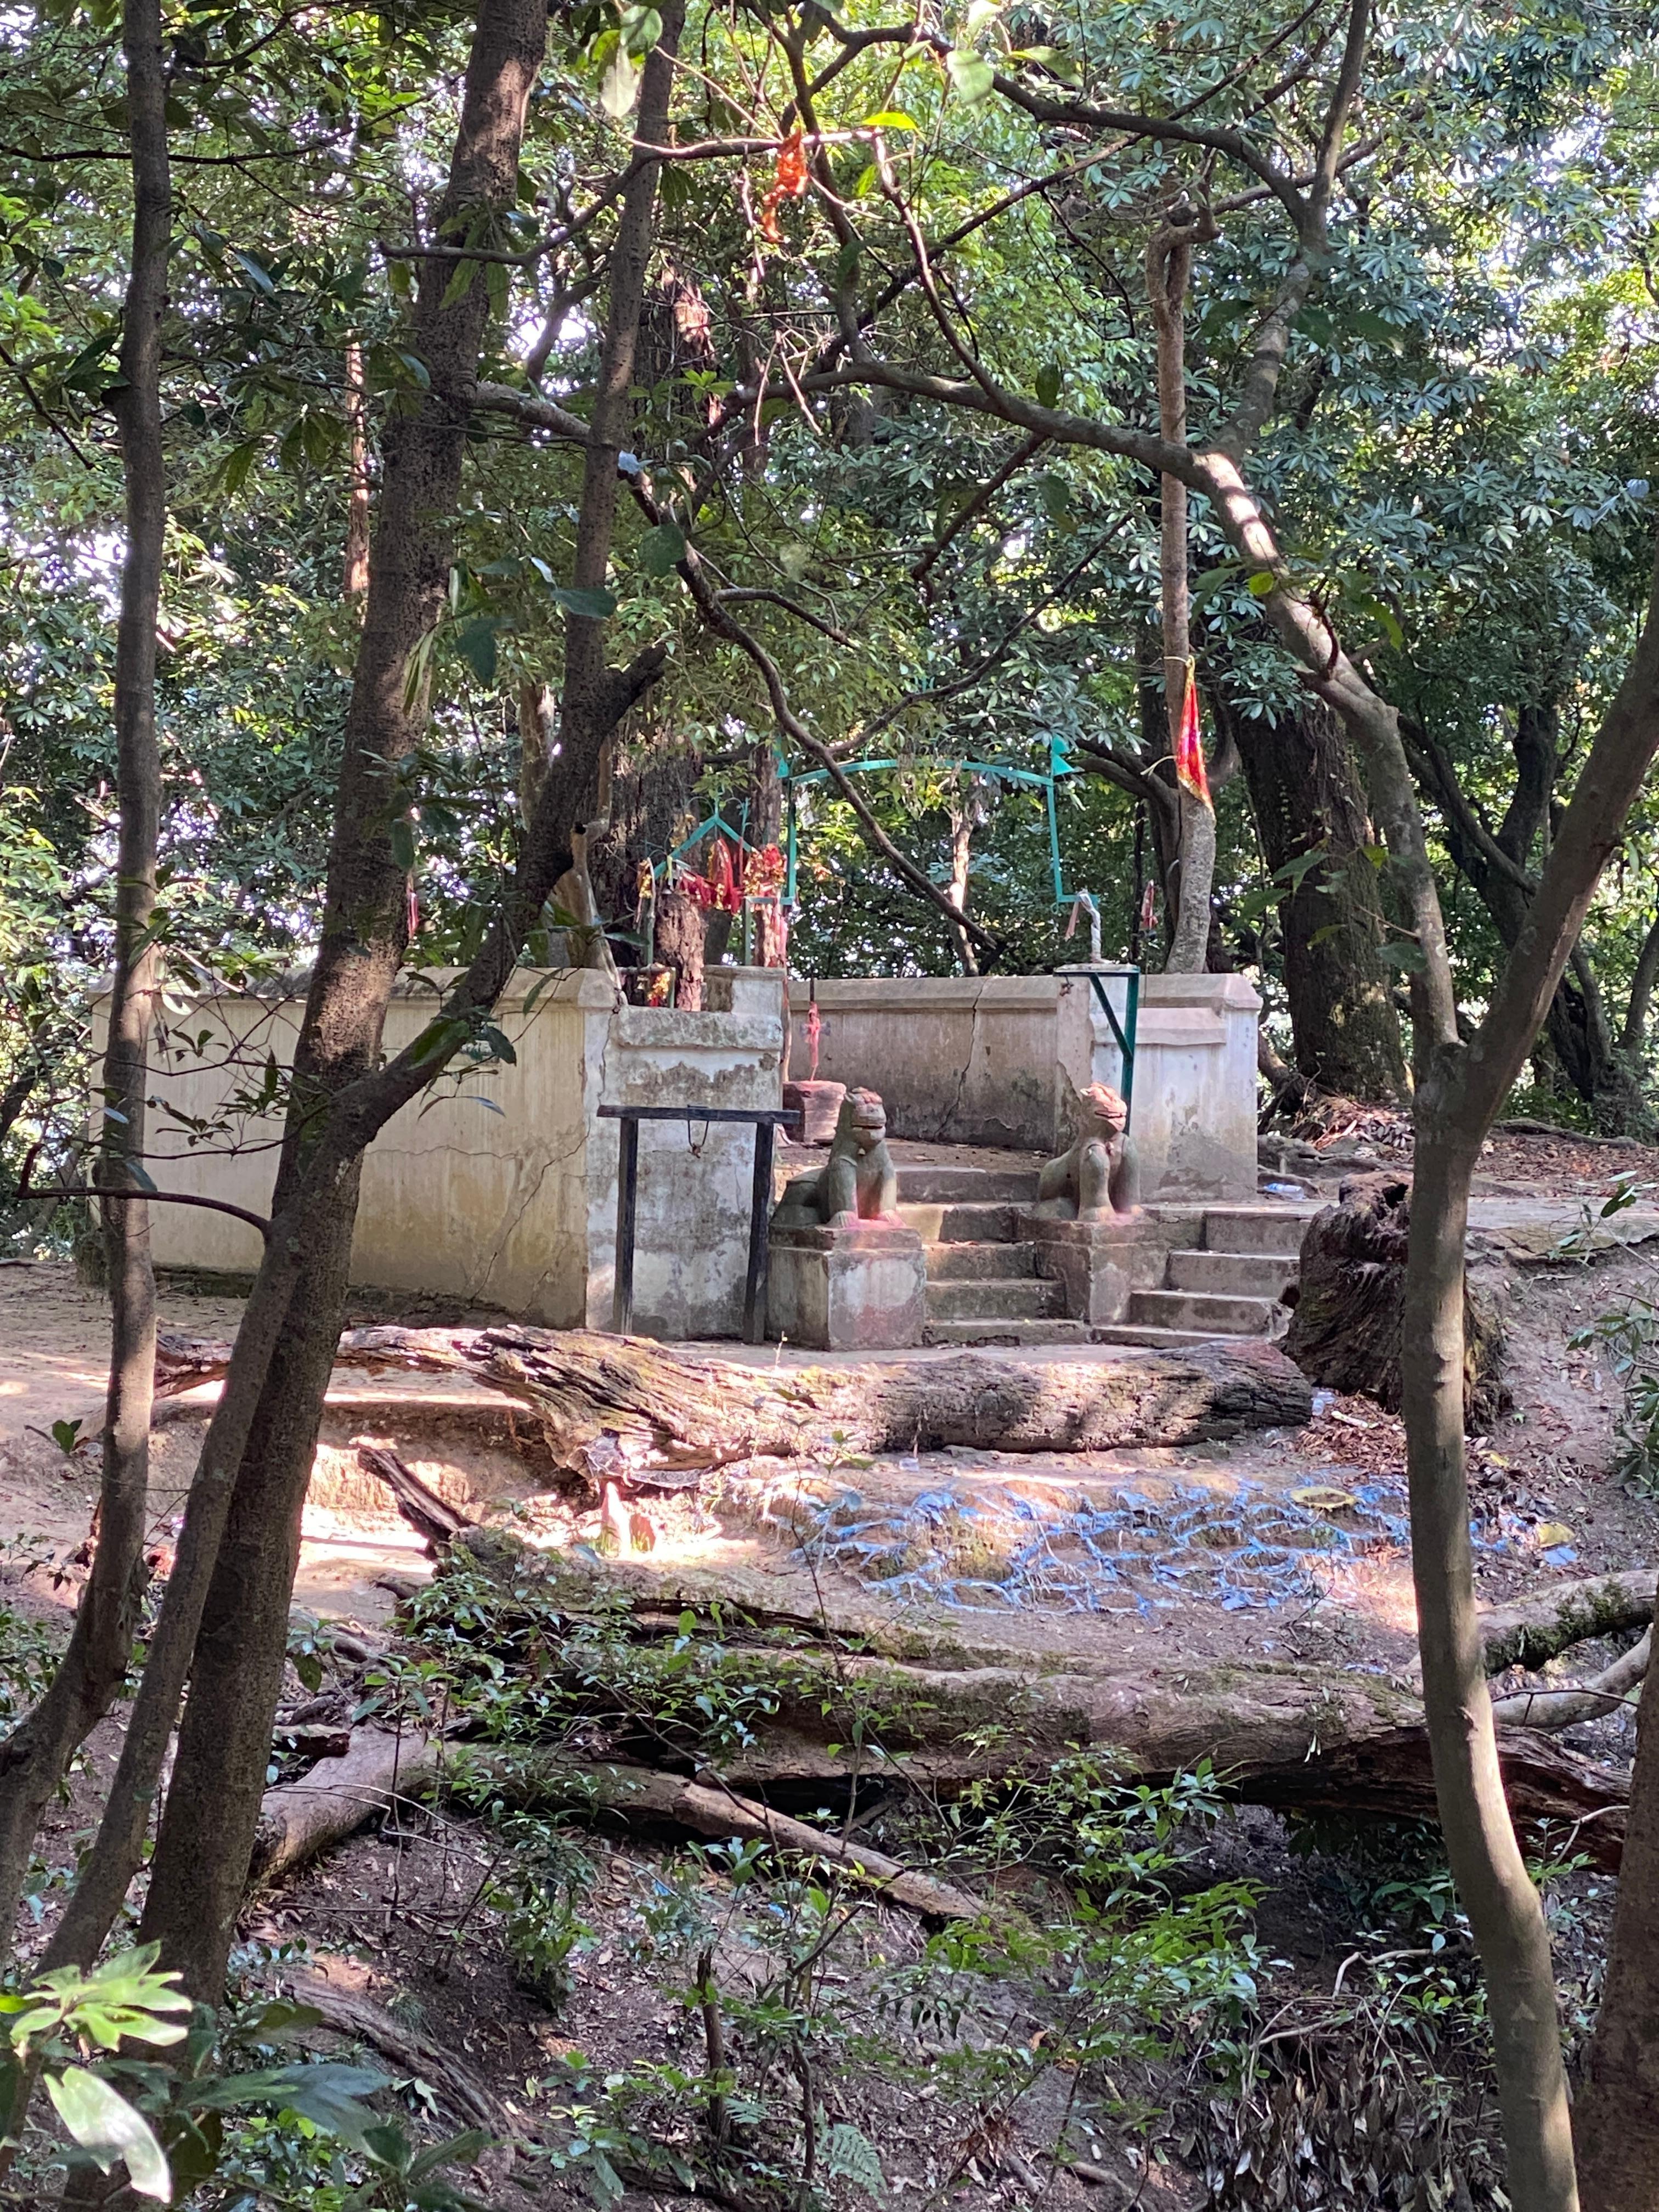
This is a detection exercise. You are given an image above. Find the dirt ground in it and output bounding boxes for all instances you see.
[4,1130,1659,2206]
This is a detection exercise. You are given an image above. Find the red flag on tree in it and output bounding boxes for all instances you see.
[1173,659,1210,809]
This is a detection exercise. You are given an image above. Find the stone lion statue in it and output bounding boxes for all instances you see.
[774,1087,900,1227]
[1032,1080,1139,1222]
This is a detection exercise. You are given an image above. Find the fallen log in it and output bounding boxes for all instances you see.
[1244,1724,1628,1864]
[250,1727,441,1885]
[356,1443,477,1550]
[448,1752,987,1920]
[1476,1570,1657,1674]
[154,1324,1312,1480]
[430,1537,1630,1864]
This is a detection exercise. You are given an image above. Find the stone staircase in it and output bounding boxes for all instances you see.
[1091,1203,1312,1350]
[894,1161,1313,1349]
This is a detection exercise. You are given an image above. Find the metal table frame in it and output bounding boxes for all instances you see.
[597,1104,802,1343]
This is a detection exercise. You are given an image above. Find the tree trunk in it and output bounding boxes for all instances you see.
[1227,696,1408,1103]
[654,884,706,1008]
[1148,218,1213,975]
[43,0,559,1997]
[0,0,168,1959]
[1283,1172,1506,1425]
[1576,1577,1659,2208]
[126,0,684,2007]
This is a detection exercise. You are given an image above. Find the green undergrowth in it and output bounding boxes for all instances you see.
[326,1542,1550,2209]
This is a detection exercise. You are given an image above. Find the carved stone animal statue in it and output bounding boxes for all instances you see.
[774,1087,900,1227]
[1032,1082,1139,1221]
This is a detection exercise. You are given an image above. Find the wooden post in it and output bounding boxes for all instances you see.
[743,1116,776,1345]
[612,1113,639,1334]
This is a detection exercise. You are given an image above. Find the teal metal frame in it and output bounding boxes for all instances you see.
[1087,967,1140,1125]
[781,735,1081,906]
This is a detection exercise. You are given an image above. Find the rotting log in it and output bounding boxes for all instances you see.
[1475,1569,1657,1675]
[356,1443,477,1550]
[157,1323,1312,1482]
[1283,1173,1506,1427]
[257,1738,985,1921]
[428,1536,1630,1865]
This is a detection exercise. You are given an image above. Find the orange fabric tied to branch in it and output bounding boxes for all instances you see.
[758,129,810,244]
[1173,658,1210,808]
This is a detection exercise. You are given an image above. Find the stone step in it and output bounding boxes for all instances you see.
[1168,1250,1299,1298]
[923,1316,1094,1347]
[895,1163,1040,1204]
[898,1200,1019,1244]
[1090,1322,1229,1349]
[1200,1204,1319,1256]
[924,1239,1038,1282]
[924,1276,1064,1322]
[1126,1288,1278,1335]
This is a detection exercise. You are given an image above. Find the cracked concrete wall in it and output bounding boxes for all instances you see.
[101,966,786,1334]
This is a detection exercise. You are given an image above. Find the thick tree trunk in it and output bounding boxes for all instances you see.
[1228,696,1408,1103]
[1283,1172,1506,1426]
[0,0,168,1960]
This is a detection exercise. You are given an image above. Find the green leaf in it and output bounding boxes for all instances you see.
[409,1017,471,1068]
[637,521,686,577]
[945,49,995,101]
[50,1417,83,1454]
[1378,940,1427,971]
[552,585,617,620]
[221,441,258,494]
[47,2069,171,2200]
[190,2062,389,2152]
[453,618,499,685]
[478,1025,518,1065]
[388,817,417,872]
[1034,363,1062,409]
[441,258,480,309]
[1246,570,1276,597]
[860,110,918,129]
[232,248,276,294]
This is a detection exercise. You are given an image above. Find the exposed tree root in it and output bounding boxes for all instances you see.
[1491,1628,1650,1733]
[287,1965,500,2131]
[250,1727,441,1885]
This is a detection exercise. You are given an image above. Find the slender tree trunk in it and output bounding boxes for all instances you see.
[132,0,685,2006]
[945,805,978,975]
[1621,912,1659,1062]
[1227,695,1408,1102]
[0,0,168,1957]
[1149,212,1212,974]
[342,339,370,597]
[1576,1576,1659,2209]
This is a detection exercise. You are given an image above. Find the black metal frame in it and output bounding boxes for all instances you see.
[596,1104,802,1343]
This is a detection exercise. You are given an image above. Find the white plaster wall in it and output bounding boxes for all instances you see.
[101,964,785,1334]
[786,976,1061,1148]
[783,968,1258,1196]
[1129,974,1262,1202]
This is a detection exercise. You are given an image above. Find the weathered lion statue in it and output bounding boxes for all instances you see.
[774,1087,900,1227]
[1031,1080,1139,1222]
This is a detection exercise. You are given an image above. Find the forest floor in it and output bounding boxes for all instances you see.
[4,1127,1659,2207]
